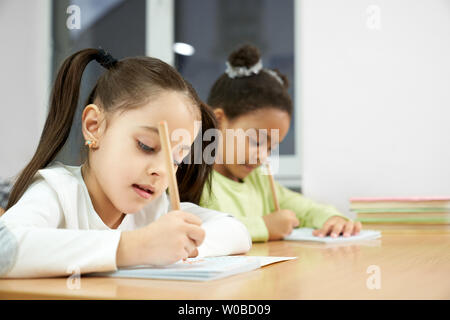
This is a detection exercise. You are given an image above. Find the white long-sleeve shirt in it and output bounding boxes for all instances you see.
[0,162,252,278]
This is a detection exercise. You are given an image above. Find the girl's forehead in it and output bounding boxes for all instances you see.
[118,91,198,131]
[231,108,291,130]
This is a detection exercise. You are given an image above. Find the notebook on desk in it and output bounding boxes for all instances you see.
[284,227,381,243]
[89,256,296,281]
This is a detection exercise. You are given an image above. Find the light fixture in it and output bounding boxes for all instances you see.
[173,42,195,56]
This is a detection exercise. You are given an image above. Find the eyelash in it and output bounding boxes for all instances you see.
[138,141,155,153]
[138,141,181,167]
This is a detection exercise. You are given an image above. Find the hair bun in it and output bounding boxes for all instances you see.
[228,44,261,68]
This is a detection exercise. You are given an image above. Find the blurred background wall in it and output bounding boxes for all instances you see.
[299,0,450,216]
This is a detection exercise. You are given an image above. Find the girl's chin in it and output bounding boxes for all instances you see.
[238,164,257,176]
[120,204,148,214]
[119,194,162,214]
[229,169,250,181]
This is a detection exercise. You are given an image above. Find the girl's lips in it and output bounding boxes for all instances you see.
[132,184,155,199]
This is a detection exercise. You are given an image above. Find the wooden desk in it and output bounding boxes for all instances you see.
[1,230,449,299]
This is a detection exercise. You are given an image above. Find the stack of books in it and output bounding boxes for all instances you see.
[350,197,450,231]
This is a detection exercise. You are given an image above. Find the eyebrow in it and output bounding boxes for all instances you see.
[139,125,159,134]
[138,125,192,150]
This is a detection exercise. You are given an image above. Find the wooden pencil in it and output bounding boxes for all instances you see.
[158,121,181,211]
[265,163,280,211]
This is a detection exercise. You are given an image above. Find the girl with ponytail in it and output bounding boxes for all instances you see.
[0,49,251,278]
[200,44,361,242]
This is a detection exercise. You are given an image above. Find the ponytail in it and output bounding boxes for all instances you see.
[7,48,216,208]
[6,49,101,210]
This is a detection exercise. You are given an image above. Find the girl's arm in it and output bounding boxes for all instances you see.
[0,181,121,278]
[179,202,252,257]
[275,181,349,229]
[229,216,269,243]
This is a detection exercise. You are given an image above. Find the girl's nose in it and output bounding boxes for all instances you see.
[146,160,165,177]
[147,165,165,176]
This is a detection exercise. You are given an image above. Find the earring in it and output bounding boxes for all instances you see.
[85,140,97,148]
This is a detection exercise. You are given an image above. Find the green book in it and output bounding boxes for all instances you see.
[356,217,450,224]
[351,208,450,213]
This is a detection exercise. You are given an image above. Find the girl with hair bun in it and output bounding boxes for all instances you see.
[200,44,361,242]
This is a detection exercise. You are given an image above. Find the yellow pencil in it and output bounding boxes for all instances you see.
[158,121,181,211]
[265,163,280,211]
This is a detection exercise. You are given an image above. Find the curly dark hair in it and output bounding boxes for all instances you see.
[207,44,293,120]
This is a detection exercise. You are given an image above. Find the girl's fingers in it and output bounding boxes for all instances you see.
[184,238,197,258]
[343,221,354,237]
[186,224,206,247]
[353,221,362,235]
[314,220,362,238]
[179,211,203,226]
[285,226,294,238]
[330,223,345,238]
[286,210,300,228]
[316,222,333,237]
[188,247,199,258]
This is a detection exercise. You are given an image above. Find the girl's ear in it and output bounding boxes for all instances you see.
[213,108,227,129]
[82,104,106,148]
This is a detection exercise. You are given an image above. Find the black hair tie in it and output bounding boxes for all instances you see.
[96,48,118,70]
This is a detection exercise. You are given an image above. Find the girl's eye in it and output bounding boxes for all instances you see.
[138,141,155,153]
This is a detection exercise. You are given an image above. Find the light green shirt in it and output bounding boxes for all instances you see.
[200,167,348,242]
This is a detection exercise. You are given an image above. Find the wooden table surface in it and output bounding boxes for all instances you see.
[1,229,449,299]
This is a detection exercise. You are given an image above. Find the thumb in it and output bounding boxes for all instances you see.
[188,247,199,258]
[292,216,300,228]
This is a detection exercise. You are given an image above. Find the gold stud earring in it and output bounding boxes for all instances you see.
[85,140,97,148]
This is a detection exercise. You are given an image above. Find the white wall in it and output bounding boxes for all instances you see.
[0,0,51,179]
[299,0,450,217]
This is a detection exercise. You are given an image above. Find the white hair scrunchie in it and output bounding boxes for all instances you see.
[263,69,284,86]
[224,59,284,86]
[225,59,262,78]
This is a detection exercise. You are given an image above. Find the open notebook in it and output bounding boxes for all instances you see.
[284,227,381,243]
[89,256,296,281]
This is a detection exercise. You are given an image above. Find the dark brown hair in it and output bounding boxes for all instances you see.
[6,48,216,209]
[207,44,293,120]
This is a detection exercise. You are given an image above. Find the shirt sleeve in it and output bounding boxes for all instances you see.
[0,180,121,278]
[179,202,252,257]
[234,216,269,243]
[276,182,349,229]
[200,182,269,243]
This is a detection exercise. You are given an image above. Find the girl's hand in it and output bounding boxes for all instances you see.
[263,209,300,241]
[312,216,362,238]
[116,210,205,267]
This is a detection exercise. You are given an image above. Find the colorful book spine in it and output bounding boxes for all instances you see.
[350,197,450,226]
